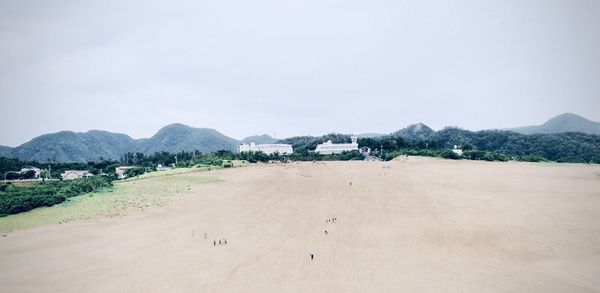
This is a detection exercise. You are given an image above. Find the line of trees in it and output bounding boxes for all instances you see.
[0,176,113,216]
[279,129,600,163]
[119,149,365,166]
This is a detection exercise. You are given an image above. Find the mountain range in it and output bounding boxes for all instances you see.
[1,124,240,162]
[0,113,598,162]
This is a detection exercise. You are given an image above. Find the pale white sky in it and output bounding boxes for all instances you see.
[1,0,599,146]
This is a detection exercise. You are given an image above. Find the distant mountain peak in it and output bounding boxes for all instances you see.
[511,113,600,135]
[242,134,277,144]
[157,123,193,132]
[392,123,435,139]
[550,112,586,119]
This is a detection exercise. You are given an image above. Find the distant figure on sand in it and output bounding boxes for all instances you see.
[224,238,227,245]
[309,253,314,261]
[324,230,328,235]
[350,182,352,186]
[213,240,216,246]
[219,239,222,245]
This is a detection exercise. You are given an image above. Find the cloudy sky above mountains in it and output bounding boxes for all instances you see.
[1,0,599,146]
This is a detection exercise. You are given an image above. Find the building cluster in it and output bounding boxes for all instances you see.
[238,135,360,155]
[2,166,98,181]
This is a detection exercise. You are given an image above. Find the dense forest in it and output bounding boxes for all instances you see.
[280,128,600,163]
[0,177,112,216]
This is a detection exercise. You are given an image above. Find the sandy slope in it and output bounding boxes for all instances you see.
[1,159,600,292]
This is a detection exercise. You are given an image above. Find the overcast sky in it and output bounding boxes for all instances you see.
[1,0,599,146]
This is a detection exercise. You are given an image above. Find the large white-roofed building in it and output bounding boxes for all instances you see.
[238,142,293,155]
[314,135,359,154]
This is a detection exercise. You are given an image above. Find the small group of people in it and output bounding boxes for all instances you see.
[310,216,340,261]
[213,238,228,246]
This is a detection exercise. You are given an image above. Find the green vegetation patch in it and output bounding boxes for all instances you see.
[0,172,220,233]
[0,177,112,216]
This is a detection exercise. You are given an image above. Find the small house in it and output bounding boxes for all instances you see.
[61,170,93,180]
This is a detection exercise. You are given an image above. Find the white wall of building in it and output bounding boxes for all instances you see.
[238,142,293,155]
[314,135,359,154]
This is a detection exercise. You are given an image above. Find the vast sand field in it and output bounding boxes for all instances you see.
[1,158,600,292]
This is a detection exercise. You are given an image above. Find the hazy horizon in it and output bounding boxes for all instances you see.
[2,0,600,146]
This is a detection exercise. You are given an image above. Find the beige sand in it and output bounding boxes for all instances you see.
[1,159,600,292]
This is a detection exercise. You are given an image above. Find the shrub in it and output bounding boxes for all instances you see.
[0,176,113,216]
[440,150,461,160]
[517,155,549,162]
[124,167,146,178]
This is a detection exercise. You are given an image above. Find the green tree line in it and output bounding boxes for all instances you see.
[0,176,113,216]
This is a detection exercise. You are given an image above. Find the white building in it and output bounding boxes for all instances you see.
[61,170,93,180]
[20,167,41,179]
[115,166,135,179]
[315,135,359,154]
[452,145,463,156]
[238,142,293,155]
[156,164,173,171]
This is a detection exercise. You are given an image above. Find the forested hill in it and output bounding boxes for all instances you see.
[2,124,240,162]
[242,134,277,144]
[510,113,600,135]
[391,123,436,140]
[372,127,600,163]
[0,145,11,157]
[280,127,600,163]
[140,124,239,154]
[9,130,137,162]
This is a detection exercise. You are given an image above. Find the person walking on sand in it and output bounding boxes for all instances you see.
[224,238,227,245]
[213,240,216,246]
[219,239,222,245]
[324,230,328,236]
[309,253,314,261]
[204,233,207,239]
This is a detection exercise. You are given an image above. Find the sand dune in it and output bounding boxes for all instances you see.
[1,159,600,292]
